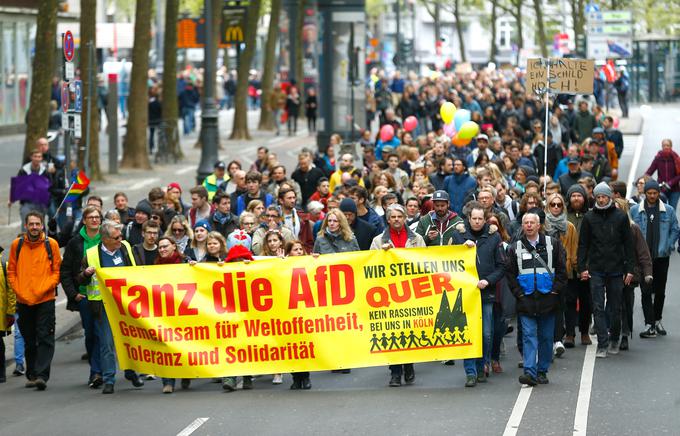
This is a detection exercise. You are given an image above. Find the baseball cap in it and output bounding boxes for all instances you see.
[476,134,489,141]
[567,156,580,165]
[432,190,450,202]
[214,161,226,169]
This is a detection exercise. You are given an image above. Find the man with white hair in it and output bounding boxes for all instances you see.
[506,212,567,386]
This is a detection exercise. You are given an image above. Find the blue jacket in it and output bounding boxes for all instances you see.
[444,173,477,215]
[553,157,569,181]
[630,200,680,258]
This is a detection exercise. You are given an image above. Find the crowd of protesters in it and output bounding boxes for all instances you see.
[2,66,678,394]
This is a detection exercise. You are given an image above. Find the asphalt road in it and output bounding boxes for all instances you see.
[1,105,679,436]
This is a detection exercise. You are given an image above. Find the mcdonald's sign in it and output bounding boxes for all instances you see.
[224,25,244,43]
[221,4,247,45]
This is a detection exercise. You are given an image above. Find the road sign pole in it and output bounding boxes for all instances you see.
[108,74,119,174]
[543,60,550,198]
[83,42,94,176]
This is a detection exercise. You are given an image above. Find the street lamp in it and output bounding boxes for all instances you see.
[196,0,219,185]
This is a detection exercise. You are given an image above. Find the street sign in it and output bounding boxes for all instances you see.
[586,10,633,59]
[64,61,74,80]
[74,80,82,113]
[61,112,68,130]
[220,5,247,45]
[526,58,595,95]
[61,83,70,112]
[63,30,75,62]
[73,114,82,138]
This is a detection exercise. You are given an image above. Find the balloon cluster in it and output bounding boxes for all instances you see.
[439,102,479,147]
[380,115,419,142]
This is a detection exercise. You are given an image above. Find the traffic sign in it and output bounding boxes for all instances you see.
[74,80,82,113]
[63,30,75,62]
[64,61,74,80]
[73,114,82,138]
[61,83,70,112]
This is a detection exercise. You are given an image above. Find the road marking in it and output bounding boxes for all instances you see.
[1,221,21,228]
[177,417,209,436]
[625,135,644,200]
[573,336,597,435]
[128,177,160,191]
[502,385,533,436]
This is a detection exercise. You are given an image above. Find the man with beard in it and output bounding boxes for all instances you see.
[339,198,378,251]
[415,191,462,246]
[558,157,592,196]
[330,153,364,193]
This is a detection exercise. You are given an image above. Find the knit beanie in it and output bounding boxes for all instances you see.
[593,182,613,199]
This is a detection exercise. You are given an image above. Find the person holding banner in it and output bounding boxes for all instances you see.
[313,209,360,255]
[154,236,190,394]
[285,240,312,390]
[371,204,426,387]
[183,220,210,262]
[506,212,567,386]
[77,220,145,394]
[451,202,505,387]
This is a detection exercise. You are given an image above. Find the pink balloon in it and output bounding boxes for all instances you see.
[404,116,418,132]
[380,124,395,142]
[443,122,456,138]
[613,117,620,128]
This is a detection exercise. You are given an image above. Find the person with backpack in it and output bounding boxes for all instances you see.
[0,245,16,383]
[7,211,62,391]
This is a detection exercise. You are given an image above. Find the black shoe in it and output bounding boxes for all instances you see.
[389,375,401,387]
[125,372,144,388]
[518,374,537,386]
[619,336,629,351]
[290,379,302,390]
[89,375,104,389]
[13,363,25,376]
[181,379,191,390]
[81,353,89,361]
[102,383,114,394]
[465,375,477,387]
[476,372,487,383]
[656,321,667,336]
[222,377,236,392]
[404,366,415,385]
[639,325,657,338]
[25,378,37,388]
[301,376,311,390]
[35,378,47,391]
[242,376,253,390]
[505,325,514,335]
[536,373,549,384]
[443,360,456,366]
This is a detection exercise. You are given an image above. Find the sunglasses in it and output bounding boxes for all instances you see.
[549,202,563,208]
[172,228,185,233]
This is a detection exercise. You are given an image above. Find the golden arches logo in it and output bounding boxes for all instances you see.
[224,26,244,43]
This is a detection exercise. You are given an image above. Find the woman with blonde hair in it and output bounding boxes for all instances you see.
[312,208,359,254]
[544,192,578,351]
[164,214,193,252]
[246,199,266,226]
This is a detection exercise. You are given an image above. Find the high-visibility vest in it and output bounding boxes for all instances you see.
[85,241,136,301]
[515,237,554,295]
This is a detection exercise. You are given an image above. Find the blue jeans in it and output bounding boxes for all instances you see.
[463,302,493,376]
[519,313,555,378]
[95,305,117,384]
[590,273,623,348]
[667,191,680,211]
[13,313,24,365]
[181,107,195,134]
[79,298,101,379]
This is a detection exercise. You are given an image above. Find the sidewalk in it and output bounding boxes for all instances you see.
[2,109,315,366]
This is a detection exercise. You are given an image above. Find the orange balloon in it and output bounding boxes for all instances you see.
[452,134,471,147]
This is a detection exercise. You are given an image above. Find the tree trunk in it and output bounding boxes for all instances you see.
[121,0,152,169]
[229,1,262,140]
[532,0,548,58]
[433,3,441,43]
[24,0,58,161]
[80,0,101,179]
[515,1,523,65]
[162,0,182,160]
[454,0,467,62]
[295,0,305,96]
[258,0,281,131]
[490,0,498,63]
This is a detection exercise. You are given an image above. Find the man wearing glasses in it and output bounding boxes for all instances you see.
[132,221,160,266]
[60,206,104,388]
[77,220,144,394]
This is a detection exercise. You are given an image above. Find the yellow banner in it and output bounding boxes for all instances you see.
[96,246,481,378]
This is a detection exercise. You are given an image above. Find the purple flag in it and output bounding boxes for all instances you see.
[10,174,51,206]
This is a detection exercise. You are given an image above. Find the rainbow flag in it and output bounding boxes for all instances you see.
[63,170,91,203]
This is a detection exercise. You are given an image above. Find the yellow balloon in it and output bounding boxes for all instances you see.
[440,102,457,124]
[457,121,479,140]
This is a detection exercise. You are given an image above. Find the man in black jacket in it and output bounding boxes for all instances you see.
[339,198,378,251]
[506,211,567,386]
[59,205,103,388]
[577,182,635,358]
[292,149,325,206]
[452,202,505,387]
[209,191,239,238]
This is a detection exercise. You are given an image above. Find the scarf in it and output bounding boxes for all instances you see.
[213,211,231,225]
[594,199,612,210]
[545,212,567,236]
[155,251,183,264]
[661,149,680,176]
[176,235,189,253]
